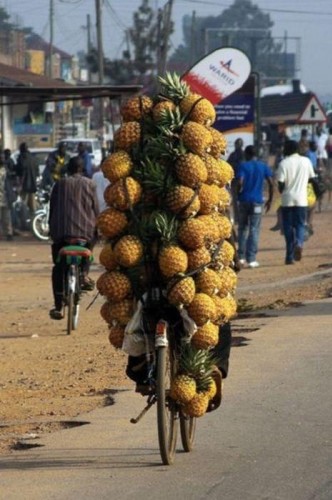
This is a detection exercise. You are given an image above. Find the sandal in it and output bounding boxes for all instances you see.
[81,276,95,291]
[49,308,64,320]
[207,367,223,412]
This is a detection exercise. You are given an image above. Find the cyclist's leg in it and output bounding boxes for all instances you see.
[80,239,95,290]
[207,322,232,411]
[50,241,65,319]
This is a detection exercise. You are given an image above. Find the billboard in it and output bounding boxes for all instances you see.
[182,47,251,104]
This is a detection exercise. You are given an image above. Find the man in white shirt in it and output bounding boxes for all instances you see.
[276,140,316,264]
[92,168,110,212]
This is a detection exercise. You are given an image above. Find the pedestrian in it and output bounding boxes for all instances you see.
[276,140,316,265]
[227,138,244,224]
[236,145,273,268]
[48,156,99,319]
[77,141,93,178]
[15,142,39,214]
[42,142,69,188]
[92,162,110,212]
[0,150,15,240]
[298,128,310,156]
[315,125,328,171]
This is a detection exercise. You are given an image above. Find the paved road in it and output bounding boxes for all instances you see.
[1,299,331,500]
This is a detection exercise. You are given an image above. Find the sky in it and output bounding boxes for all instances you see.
[3,0,332,101]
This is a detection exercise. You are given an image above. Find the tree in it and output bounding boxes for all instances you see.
[86,0,173,86]
[170,0,291,80]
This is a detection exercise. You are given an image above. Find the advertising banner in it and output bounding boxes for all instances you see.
[182,47,251,104]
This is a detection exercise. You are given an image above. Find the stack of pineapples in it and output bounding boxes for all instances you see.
[97,73,238,416]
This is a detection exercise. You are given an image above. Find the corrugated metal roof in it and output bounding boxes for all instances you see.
[260,92,315,124]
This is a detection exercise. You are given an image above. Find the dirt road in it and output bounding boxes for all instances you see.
[1,206,331,454]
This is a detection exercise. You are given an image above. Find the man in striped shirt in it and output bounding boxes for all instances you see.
[49,157,99,319]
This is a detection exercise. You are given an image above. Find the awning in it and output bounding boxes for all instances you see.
[0,84,143,106]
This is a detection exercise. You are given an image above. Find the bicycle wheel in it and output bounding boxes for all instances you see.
[180,410,196,452]
[72,304,80,330]
[156,344,178,465]
[66,289,74,335]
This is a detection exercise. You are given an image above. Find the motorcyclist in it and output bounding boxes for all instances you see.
[42,142,70,188]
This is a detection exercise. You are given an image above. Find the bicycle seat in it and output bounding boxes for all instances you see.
[57,245,93,264]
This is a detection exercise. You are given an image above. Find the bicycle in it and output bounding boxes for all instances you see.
[130,287,196,465]
[58,239,93,335]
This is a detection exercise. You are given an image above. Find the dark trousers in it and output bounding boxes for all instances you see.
[51,240,93,310]
[212,322,232,379]
[281,206,306,263]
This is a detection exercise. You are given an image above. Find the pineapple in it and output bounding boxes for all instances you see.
[212,240,235,268]
[169,374,196,404]
[100,301,112,325]
[216,267,237,297]
[175,153,208,188]
[101,150,133,183]
[197,215,221,244]
[198,183,222,214]
[99,243,118,271]
[187,246,211,272]
[152,100,176,122]
[208,127,228,158]
[183,392,209,417]
[212,295,237,323]
[153,212,188,278]
[166,185,200,219]
[209,212,232,240]
[114,122,141,151]
[203,154,226,186]
[113,235,143,268]
[96,270,132,302]
[180,93,216,126]
[180,121,213,156]
[167,276,196,306]
[108,298,135,326]
[108,325,125,349]
[195,268,222,295]
[204,377,217,400]
[219,159,234,185]
[177,217,208,250]
[121,95,153,122]
[186,293,216,326]
[191,322,219,350]
[218,187,231,211]
[104,177,142,211]
[97,208,128,239]
[159,245,188,279]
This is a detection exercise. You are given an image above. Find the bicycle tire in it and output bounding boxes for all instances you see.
[32,212,49,241]
[66,290,74,335]
[180,410,196,452]
[156,345,178,465]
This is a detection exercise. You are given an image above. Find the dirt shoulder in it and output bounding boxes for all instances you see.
[0,204,331,454]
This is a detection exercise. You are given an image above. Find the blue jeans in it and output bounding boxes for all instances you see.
[237,202,263,263]
[281,206,307,263]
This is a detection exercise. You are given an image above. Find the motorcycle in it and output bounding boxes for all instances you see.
[31,188,50,241]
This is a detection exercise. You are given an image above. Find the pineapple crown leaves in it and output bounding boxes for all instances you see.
[178,344,218,379]
[155,106,185,133]
[158,72,190,103]
[150,211,179,244]
[133,157,175,195]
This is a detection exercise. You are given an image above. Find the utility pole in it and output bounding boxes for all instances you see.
[87,14,92,84]
[49,0,54,78]
[158,0,174,77]
[95,0,104,84]
[95,0,105,145]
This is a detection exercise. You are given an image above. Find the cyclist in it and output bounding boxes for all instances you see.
[48,156,99,320]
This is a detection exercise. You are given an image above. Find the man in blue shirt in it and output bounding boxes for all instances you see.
[236,145,273,268]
